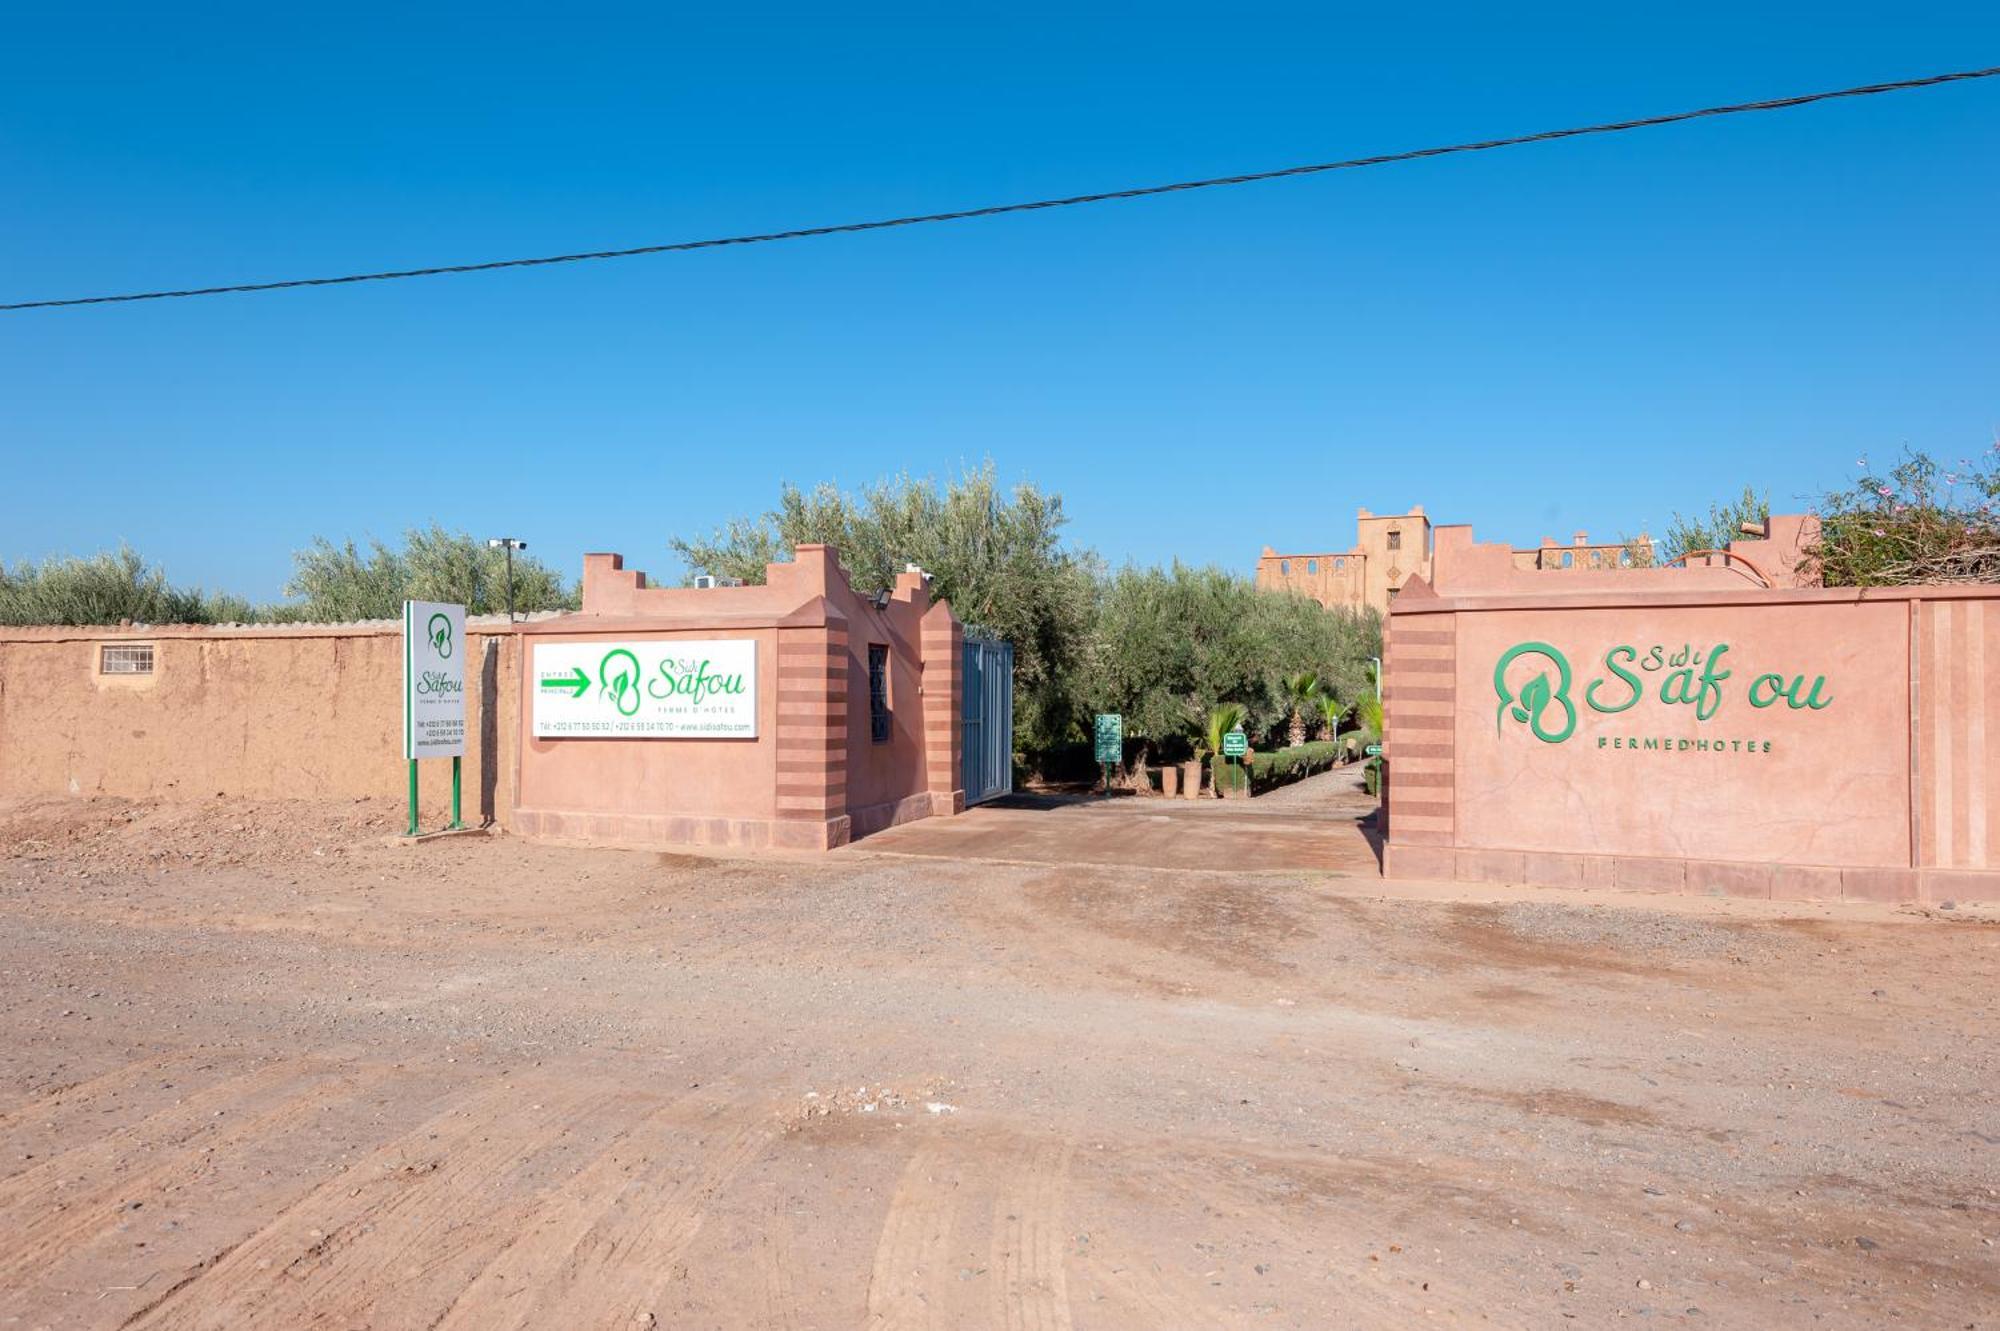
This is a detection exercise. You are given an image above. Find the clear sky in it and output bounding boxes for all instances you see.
[3,3,1996,601]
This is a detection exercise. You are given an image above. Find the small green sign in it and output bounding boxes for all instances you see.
[1222,729,1248,757]
[1364,742,1383,757]
[1093,713,1123,764]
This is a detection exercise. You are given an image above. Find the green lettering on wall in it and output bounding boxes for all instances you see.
[1585,645,1642,714]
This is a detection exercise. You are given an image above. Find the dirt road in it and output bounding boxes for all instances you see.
[0,789,1995,1328]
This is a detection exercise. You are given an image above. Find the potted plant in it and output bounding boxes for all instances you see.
[1283,671,1320,749]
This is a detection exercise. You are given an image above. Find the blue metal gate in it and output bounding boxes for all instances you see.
[961,634,1014,806]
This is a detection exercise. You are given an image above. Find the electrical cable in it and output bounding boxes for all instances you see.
[3,64,1994,312]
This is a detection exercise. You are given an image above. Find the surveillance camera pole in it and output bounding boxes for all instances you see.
[488,537,527,622]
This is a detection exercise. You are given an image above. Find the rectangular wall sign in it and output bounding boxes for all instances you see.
[533,639,758,738]
[403,600,467,759]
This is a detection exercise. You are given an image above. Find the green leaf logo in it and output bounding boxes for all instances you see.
[599,648,642,718]
[1493,642,1577,744]
[427,613,453,660]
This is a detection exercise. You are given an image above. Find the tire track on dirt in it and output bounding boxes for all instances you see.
[1072,1244,1238,1331]
[434,1090,776,1330]
[865,1141,961,1329]
[756,1213,804,1331]
[0,1059,377,1291]
[126,1074,619,1331]
[0,1050,223,1185]
[0,1049,209,1137]
[1077,1141,1497,1329]
[990,1140,1075,1331]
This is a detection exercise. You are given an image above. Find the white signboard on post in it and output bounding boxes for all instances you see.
[403,601,467,759]
[533,639,758,738]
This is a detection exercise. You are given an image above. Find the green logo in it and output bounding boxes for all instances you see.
[1493,638,1832,748]
[599,648,642,717]
[427,613,453,659]
[1494,641,1577,744]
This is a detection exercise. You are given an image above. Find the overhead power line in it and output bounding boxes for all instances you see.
[4,64,1995,313]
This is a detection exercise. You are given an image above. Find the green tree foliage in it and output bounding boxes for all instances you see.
[0,547,240,626]
[1810,446,2000,586]
[281,525,579,620]
[670,465,1101,757]
[1086,563,1380,760]
[1664,486,1769,563]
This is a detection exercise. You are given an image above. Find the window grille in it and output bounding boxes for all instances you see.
[1387,531,1402,551]
[868,645,891,743]
[100,644,154,675]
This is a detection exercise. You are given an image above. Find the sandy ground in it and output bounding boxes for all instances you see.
[0,774,1995,1330]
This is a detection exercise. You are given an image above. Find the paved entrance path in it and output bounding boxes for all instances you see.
[857,765,1383,873]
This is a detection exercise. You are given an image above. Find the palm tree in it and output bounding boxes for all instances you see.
[1283,671,1320,749]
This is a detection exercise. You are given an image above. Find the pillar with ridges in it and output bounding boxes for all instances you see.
[920,601,965,816]
[774,614,851,848]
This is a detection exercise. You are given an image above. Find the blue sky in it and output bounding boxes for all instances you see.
[3,3,1995,600]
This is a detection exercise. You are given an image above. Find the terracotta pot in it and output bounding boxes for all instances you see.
[1158,764,1181,797]
[1180,760,1203,799]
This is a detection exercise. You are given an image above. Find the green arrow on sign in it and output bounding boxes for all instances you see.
[539,667,589,698]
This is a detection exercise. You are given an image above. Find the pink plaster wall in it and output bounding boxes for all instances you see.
[1451,602,1907,866]
[512,545,963,851]
[1384,581,2000,902]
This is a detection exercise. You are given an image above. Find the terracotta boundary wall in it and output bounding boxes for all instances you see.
[1383,580,2000,904]
[0,619,528,827]
[509,544,966,852]
[0,546,975,854]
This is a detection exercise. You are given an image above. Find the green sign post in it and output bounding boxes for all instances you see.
[1220,728,1248,795]
[1093,713,1122,792]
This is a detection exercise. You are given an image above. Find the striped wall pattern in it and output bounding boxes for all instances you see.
[774,621,851,846]
[920,606,965,815]
[1919,598,1996,870]
[1383,616,1456,846]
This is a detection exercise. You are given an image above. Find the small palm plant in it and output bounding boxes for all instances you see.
[1283,671,1321,748]
[1357,692,1384,744]
[1316,692,1344,743]
[1205,701,1246,758]
[1206,701,1247,797]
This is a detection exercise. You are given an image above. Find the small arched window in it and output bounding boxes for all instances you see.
[1306,559,1317,574]
[1335,558,1346,571]
[1620,550,1632,567]
[1561,552,1574,568]
[1280,559,1291,575]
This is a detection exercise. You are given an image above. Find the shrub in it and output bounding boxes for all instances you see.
[281,526,578,620]
[1809,446,2000,586]
[0,547,239,626]
[1224,740,1343,795]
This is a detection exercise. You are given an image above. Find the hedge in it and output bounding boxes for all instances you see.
[1212,740,1345,796]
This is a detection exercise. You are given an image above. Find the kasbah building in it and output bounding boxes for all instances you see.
[1256,505,1650,615]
